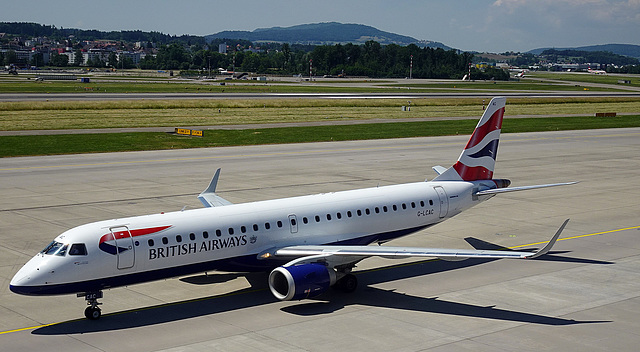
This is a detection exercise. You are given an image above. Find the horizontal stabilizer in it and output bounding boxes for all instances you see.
[474,182,578,196]
[432,166,447,175]
[198,168,233,207]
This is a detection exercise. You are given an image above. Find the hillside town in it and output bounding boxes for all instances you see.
[1,23,639,76]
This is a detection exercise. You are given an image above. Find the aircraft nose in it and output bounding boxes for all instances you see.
[9,255,46,295]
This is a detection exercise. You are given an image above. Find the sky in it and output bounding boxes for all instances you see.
[2,0,639,53]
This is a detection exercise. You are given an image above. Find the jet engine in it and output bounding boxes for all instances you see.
[268,264,336,301]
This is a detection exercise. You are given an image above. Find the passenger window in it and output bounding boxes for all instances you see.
[365,208,370,215]
[411,202,416,208]
[216,229,222,237]
[148,239,155,247]
[326,214,332,221]
[315,215,320,222]
[420,201,425,207]
[429,200,434,206]
[69,243,88,256]
[383,206,388,212]
[162,237,168,245]
[347,211,352,218]
[241,226,246,233]
[203,231,209,239]
[303,217,309,224]
[402,203,407,210]
[190,233,196,241]
[357,210,362,216]
[277,221,283,228]
[337,212,342,219]
[228,228,234,235]
[265,222,271,230]
[253,224,259,231]
[393,205,398,211]
[176,235,182,243]
[375,207,380,213]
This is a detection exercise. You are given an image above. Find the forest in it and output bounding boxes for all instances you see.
[140,42,482,80]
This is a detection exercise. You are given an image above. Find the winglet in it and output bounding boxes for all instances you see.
[198,168,233,207]
[526,219,569,259]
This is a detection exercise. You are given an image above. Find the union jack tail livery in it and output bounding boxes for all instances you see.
[434,97,506,182]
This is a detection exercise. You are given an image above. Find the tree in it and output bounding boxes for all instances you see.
[118,56,135,69]
[108,52,118,67]
[75,49,84,66]
[156,43,191,70]
[29,52,44,67]
[3,50,17,65]
[281,43,291,70]
[50,52,69,67]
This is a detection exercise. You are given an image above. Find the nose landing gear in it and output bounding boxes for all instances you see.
[79,291,103,320]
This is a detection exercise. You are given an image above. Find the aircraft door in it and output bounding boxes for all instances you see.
[434,186,449,218]
[288,214,298,234]
[110,226,135,269]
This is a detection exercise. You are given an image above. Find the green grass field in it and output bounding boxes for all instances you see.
[1,97,639,131]
[527,72,640,88]
[2,72,639,157]
[2,114,639,157]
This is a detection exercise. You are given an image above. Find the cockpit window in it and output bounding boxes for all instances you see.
[41,241,68,256]
[56,244,68,256]
[69,243,88,256]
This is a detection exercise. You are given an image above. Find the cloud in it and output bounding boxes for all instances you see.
[492,0,640,24]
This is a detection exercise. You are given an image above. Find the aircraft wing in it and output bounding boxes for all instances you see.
[198,168,233,207]
[268,219,568,263]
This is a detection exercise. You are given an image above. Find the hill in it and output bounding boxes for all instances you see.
[0,22,205,45]
[529,44,640,59]
[206,22,451,49]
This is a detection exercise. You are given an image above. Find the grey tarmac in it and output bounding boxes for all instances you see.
[0,127,639,351]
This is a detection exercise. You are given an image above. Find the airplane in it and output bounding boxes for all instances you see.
[10,97,576,320]
[587,67,606,75]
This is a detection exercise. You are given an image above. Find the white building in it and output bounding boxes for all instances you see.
[117,51,143,65]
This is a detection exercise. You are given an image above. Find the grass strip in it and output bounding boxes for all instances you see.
[1,114,639,158]
[1,97,639,131]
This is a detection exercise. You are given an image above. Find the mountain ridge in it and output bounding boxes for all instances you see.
[206,22,451,49]
[528,44,640,59]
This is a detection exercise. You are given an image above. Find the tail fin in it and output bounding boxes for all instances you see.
[434,97,506,182]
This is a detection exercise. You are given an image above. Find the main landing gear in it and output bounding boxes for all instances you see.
[79,291,103,320]
[335,273,358,293]
[333,265,358,294]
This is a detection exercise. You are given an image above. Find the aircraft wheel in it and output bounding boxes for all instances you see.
[337,274,358,293]
[85,306,102,320]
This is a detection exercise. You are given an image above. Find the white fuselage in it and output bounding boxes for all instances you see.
[10,180,487,296]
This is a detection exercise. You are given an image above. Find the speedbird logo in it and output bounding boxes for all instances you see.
[98,226,172,255]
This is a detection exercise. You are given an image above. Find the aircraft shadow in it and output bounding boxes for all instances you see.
[33,253,610,335]
[282,287,608,326]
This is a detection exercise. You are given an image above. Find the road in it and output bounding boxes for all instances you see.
[2,91,640,102]
[1,128,639,351]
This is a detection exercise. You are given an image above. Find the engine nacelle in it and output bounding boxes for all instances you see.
[268,264,337,301]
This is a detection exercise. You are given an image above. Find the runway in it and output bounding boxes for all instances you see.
[1,127,640,351]
[3,91,640,102]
